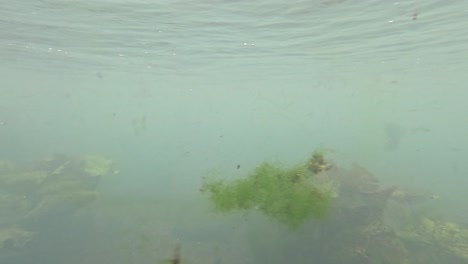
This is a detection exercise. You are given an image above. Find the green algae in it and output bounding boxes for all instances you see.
[201,154,333,229]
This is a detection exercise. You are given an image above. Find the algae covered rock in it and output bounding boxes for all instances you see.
[397,216,468,261]
[82,155,117,177]
[307,151,332,174]
[0,227,34,253]
[0,170,49,190]
[0,153,118,259]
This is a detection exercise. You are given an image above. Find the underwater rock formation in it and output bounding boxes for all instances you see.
[0,154,116,258]
[202,151,468,263]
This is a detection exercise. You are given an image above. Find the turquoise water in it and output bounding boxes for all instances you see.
[1,0,468,263]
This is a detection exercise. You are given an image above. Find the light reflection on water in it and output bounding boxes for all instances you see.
[1,0,467,74]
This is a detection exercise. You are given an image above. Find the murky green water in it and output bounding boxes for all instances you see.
[1,0,468,263]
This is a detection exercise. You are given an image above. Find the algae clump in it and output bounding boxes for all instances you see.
[82,155,116,177]
[201,153,333,229]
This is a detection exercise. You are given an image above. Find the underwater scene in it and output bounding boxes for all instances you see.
[1,0,468,263]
